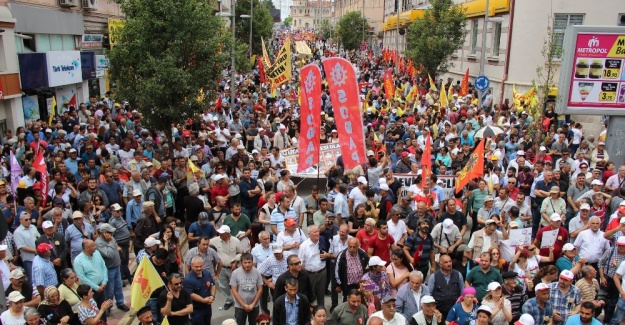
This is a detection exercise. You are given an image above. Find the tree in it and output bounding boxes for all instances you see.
[284,16,293,27]
[319,19,333,40]
[108,0,227,147]
[262,0,275,10]
[336,11,369,51]
[235,0,273,56]
[405,0,466,76]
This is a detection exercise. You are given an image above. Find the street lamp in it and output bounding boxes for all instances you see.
[219,11,250,109]
[478,0,503,108]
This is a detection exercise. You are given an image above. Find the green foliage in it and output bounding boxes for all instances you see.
[406,0,467,76]
[220,33,254,73]
[262,0,276,10]
[336,11,369,51]
[319,19,334,40]
[236,0,274,55]
[284,16,293,27]
[107,0,227,131]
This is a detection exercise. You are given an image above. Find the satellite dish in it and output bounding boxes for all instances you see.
[398,28,405,35]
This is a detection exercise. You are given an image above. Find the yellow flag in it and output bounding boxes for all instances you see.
[131,256,166,310]
[49,96,56,125]
[261,37,272,68]
[440,84,449,107]
[428,74,438,92]
[187,158,204,179]
[161,317,170,325]
[250,54,257,66]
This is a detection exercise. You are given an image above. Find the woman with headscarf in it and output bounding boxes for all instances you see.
[445,287,479,325]
[37,285,76,325]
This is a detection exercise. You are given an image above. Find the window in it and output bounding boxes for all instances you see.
[552,14,583,58]
[470,19,478,55]
[619,13,625,26]
[492,22,501,56]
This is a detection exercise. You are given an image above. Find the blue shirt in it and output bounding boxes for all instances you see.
[74,251,108,290]
[32,255,58,288]
[522,298,554,325]
[251,244,272,265]
[65,223,94,260]
[333,193,349,220]
[99,182,122,205]
[565,314,601,325]
[446,302,477,325]
[126,199,143,227]
[284,294,300,325]
[270,207,297,238]
[182,269,214,310]
[64,158,80,176]
[187,222,217,248]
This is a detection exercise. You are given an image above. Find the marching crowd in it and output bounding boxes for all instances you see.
[0,32,620,325]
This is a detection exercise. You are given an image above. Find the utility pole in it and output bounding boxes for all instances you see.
[395,0,399,52]
[478,0,489,109]
[231,0,236,109]
[249,0,253,58]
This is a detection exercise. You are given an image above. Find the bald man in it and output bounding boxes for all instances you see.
[74,239,110,319]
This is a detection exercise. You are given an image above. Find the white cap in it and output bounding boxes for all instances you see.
[368,256,386,267]
[560,269,575,281]
[0,245,7,251]
[69,148,77,153]
[579,203,590,210]
[442,219,454,234]
[591,179,603,186]
[236,144,245,150]
[379,184,389,191]
[487,282,502,292]
[617,236,625,246]
[550,213,562,222]
[252,149,259,154]
[357,176,368,184]
[562,243,576,251]
[271,244,283,253]
[477,305,493,315]
[132,189,143,197]
[217,225,231,234]
[535,282,550,292]
[620,217,625,224]
[516,150,525,156]
[42,220,54,229]
[214,174,225,182]
[144,237,161,248]
[539,146,547,151]
[421,295,436,304]
[521,111,528,115]
[515,314,536,325]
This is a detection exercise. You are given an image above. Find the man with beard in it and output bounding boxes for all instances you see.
[404,219,436,277]
[159,274,193,325]
[549,270,581,325]
[184,256,216,325]
[565,301,601,325]
[465,252,504,302]
[230,253,263,325]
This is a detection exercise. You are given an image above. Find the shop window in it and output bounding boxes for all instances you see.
[0,36,6,71]
[36,34,51,52]
[618,13,625,26]
[552,14,583,59]
[492,21,501,56]
[50,34,63,51]
[470,19,478,55]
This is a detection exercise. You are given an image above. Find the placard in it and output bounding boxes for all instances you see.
[508,228,532,248]
[46,51,82,87]
[22,95,40,122]
[557,26,625,115]
[540,229,558,248]
[96,55,109,71]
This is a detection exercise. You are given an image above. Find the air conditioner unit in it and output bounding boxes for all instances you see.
[82,0,98,10]
[59,0,78,7]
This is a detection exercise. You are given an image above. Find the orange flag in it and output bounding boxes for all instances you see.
[455,139,485,194]
[421,134,432,189]
[384,69,395,99]
[459,68,469,97]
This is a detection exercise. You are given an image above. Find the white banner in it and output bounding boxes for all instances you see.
[540,229,559,248]
[46,51,82,87]
[508,228,532,248]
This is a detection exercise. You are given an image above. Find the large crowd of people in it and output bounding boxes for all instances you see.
[0,31,618,325]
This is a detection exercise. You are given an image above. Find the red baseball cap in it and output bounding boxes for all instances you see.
[36,243,53,254]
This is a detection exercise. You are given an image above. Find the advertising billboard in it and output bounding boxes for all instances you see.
[556,26,625,115]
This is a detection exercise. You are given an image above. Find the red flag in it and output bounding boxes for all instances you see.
[421,134,432,189]
[459,68,469,97]
[297,64,322,172]
[33,149,48,206]
[455,139,485,194]
[257,56,266,85]
[322,57,367,170]
[215,94,222,110]
[384,69,394,100]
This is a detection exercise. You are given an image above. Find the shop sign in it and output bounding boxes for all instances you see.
[46,51,82,87]
[95,55,109,70]
[81,34,103,49]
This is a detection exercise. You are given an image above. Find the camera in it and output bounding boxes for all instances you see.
[327,220,333,226]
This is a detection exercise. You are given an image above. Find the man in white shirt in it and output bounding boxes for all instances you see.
[0,245,10,289]
[573,216,610,265]
[370,296,406,325]
[606,166,625,193]
[348,177,368,213]
[387,208,408,245]
[298,225,330,308]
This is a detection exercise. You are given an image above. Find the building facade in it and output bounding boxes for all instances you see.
[382,0,625,133]
[0,0,125,131]
[332,0,384,41]
[291,0,331,30]
[271,0,292,21]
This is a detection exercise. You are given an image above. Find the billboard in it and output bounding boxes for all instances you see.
[557,26,625,115]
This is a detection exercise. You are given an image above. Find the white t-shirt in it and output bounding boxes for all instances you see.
[616,259,625,293]
[348,187,367,212]
[276,229,307,255]
[118,149,135,167]
[388,219,407,245]
[0,311,24,325]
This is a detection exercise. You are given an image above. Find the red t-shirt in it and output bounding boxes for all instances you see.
[369,234,395,264]
[535,226,568,259]
[356,229,379,253]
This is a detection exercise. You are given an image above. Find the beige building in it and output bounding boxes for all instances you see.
[332,0,384,39]
[0,0,125,131]
[382,0,625,134]
[291,0,331,30]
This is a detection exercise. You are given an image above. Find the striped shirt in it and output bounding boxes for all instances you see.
[258,252,292,283]
[598,247,625,278]
[270,207,297,236]
[32,255,58,288]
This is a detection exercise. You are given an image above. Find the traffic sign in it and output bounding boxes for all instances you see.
[475,75,490,92]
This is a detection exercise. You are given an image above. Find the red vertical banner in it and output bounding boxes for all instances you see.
[33,149,48,206]
[421,134,432,189]
[384,69,395,100]
[297,64,322,172]
[460,68,469,97]
[323,57,366,170]
[257,56,266,85]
